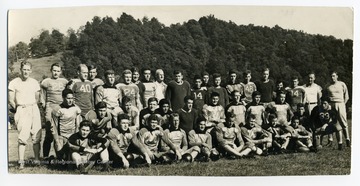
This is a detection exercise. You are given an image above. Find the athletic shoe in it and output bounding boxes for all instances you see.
[346,140,351,147]
[338,144,343,151]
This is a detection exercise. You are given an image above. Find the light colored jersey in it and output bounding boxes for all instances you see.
[217,126,240,145]
[143,81,156,107]
[138,128,164,152]
[246,104,265,126]
[161,129,187,151]
[241,82,257,103]
[51,104,81,138]
[116,83,142,109]
[188,130,211,146]
[41,77,68,105]
[118,106,140,129]
[326,81,349,103]
[90,78,104,89]
[95,84,121,109]
[270,103,293,125]
[85,110,112,133]
[202,104,225,127]
[226,83,244,96]
[107,127,137,153]
[8,77,40,105]
[226,103,246,126]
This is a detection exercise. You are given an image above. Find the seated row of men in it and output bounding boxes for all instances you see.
[48,86,347,174]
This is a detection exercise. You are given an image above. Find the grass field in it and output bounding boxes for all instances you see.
[7,53,352,176]
[7,121,351,176]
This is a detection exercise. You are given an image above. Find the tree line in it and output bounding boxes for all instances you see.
[8,13,353,104]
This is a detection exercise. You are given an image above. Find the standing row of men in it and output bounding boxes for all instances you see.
[8,61,350,170]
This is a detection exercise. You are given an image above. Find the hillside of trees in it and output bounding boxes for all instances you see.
[8,13,353,102]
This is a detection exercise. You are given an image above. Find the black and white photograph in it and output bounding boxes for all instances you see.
[2,0,359,185]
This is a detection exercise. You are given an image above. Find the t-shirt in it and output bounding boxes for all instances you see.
[51,103,81,138]
[188,130,212,148]
[69,79,94,117]
[137,128,165,152]
[165,80,191,111]
[154,81,167,101]
[304,83,322,104]
[8,77,40,105]
[269,102,293,126]
[256,79,275,103]
[41,77,68,106]
[118,106,140,129]
[202,104,225,127]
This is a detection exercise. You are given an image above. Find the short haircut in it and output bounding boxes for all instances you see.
[121,96,132,105]
[131,67,140,73]
[247,114,256,121]
[62,89,74,98]
[308,71,316,76]
[118,114,130,122]
[174,70,182,75]
[263,67,270,72]
[297,103,305,108]
[243,70,251,76]
[20,61,32,69]
[123,69,132,76]
[170,113,180,123]
[142,68,151,73]
[330,71,338,75]
[268,113,278,122]
[159,99,170,107]
[95,101,107,110]
[104,70,115,77]
[148,97,158,105]
[292,76,299,80]
[231,90,241,97]
[155,69,164,75]
[196,115,207,124]
[50,63,61,71]
[79,120,92,130]
[87,64,97,71]
[77,64,88,72]
[183,95,194,103]
[291,115,300,123]
[201,71,209,76]
[210,92,220,98]
[194,75,202,81]
[228,70,237,75]
[252,91,261,98]
[147,114,159,123]
[225,112,236,121]
[276,79,284,85]
[213,73,221,79]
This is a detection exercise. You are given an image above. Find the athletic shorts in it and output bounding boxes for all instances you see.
[15,104,42,145]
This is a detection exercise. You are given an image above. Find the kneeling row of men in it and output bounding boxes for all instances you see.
[50,89,325,174]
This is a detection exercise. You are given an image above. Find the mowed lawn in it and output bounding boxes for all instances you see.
[7,121,352,176]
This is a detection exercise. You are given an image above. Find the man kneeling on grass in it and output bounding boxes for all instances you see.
[107,114,151,168]
[68,120,110,174]
[137,114,182,164]
[216,113,256,159]
[160,113,200,163]
[188,116,220,162]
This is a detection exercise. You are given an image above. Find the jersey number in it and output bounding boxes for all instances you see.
[194,92,203,100]
[79,84,92,93]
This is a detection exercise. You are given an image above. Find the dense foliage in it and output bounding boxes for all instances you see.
[9,13,353,102]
